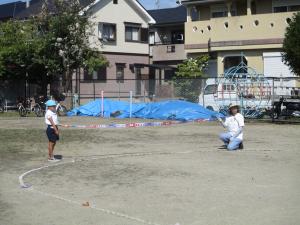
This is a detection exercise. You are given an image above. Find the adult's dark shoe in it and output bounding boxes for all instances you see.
[218,145,227,149]
[239,142,244,150]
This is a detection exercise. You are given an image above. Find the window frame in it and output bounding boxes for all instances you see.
[124,22,144,43]
[116,63,126,83]
[98,22,117,42]
[83,66,107,83]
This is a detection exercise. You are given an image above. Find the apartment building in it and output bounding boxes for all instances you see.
[181,0,299,83]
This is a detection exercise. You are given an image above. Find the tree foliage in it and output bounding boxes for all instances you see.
[175,55,209,78]
[283,12,300,76]
[0,0,108,92]
[173,55,209,103]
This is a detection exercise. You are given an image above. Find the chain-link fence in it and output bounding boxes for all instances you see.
[1,77,299,122]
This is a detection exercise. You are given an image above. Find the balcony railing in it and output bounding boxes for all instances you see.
[185,12,297,51]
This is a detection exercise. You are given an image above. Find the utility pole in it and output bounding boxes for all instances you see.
[155,0,160,9]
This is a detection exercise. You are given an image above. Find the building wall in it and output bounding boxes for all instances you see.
[78,53,149,103]
[152,44,186,62]
[217,50,266,75]
[88,0,150,54]
[185,11,295,52]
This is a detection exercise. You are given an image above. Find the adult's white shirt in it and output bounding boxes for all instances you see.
[224,113,245,140]
[45,109,59,126]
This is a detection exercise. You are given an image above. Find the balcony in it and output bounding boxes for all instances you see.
[152,43,186,62]
[185,12,296,52]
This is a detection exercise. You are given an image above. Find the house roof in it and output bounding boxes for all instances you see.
[179,0,225,5]
[84,0,155,24]
[0,1,26,20]
[147,5,186,25]
[14,0,95,19]
[14,0,155,24]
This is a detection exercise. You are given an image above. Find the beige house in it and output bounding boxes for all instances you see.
[148,5,187,80]
[76,0,155,103]
[181,0,300,83]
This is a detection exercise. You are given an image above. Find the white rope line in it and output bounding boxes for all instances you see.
[19,148,282,188]
[19,151,198,225]
[28,188,162,225]
[18,148,283,224]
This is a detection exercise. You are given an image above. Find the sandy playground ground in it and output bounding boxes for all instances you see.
[0,116,299,225]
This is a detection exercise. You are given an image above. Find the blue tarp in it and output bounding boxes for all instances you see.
[67,99,223,121]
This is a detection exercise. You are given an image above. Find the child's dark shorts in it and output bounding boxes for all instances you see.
[46,125,59,143]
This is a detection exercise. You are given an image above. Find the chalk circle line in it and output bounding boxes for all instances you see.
[18,151,194,225]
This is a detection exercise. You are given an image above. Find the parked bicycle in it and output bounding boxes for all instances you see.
[33,95,48,117]
[0,98,4,113]
[17,97,33,117]
[56,101,68,116]
[53,93,68,116]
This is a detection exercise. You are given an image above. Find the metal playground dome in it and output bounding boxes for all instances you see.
[214,61,272,118]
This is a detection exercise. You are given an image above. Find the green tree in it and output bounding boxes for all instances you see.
[0,0,108,95]
[283,12,300,76]
[173,55,209,102]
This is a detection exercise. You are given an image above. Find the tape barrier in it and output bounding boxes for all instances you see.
[59,119,211,129]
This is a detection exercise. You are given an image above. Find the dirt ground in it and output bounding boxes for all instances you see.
[0,116,299,225]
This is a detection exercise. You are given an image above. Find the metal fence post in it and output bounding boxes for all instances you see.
[93,80,95,100]
[272,78,275,122]
[118,81,120,101]
[143,79,146,102]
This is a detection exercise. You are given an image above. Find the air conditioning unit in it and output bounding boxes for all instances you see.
[176,34,184,41]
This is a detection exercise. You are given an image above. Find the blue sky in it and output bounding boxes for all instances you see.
[0,0,178,9]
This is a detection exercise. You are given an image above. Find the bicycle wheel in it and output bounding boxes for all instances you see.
[57,105,67,116]
[0,104,4,113]
[34,104,43,117]
[18,106,27,117]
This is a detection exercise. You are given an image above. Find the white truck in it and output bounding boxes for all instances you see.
[199,78,300,118]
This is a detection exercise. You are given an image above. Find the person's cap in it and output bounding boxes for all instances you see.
[46,100,56,107]
[228,103,239,109]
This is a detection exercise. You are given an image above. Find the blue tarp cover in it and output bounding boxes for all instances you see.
[67,99,223,121]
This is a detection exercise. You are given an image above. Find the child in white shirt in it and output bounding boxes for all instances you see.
[45,100,60,162]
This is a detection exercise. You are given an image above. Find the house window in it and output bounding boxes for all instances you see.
[191,7,199,21]
[274,5,300,13]
[113,0,118,4]
[125,24,140,42]
[223,56,247,74]
[211,4,236,18]
[124,23,148,42]
[171,31,184,44]
[135,68,142,95]
[98,23,116,42]
[274,6,288,13]
[116,63,125,83]
[149,32,155,45]
[84,66,107,82]
[167,45,175,53]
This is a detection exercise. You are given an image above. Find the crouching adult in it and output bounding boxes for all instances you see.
[217,104,244,151]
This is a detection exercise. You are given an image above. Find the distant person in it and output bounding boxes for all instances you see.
[45,100,60,162]
[217,104,244,151]
[274,96,284,119]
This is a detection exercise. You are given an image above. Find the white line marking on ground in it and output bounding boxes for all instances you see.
[19,151,196,225]
[18,149,280,224]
